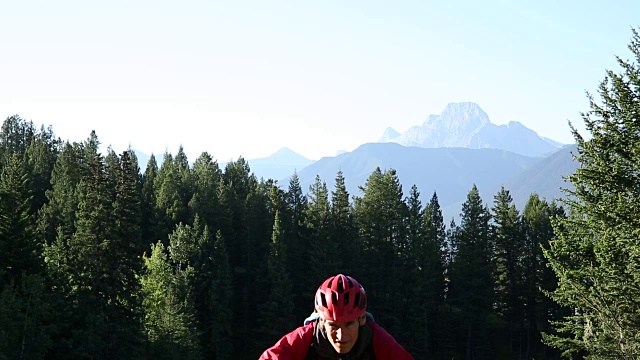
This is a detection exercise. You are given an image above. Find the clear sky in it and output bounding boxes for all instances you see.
[1,0,638,162]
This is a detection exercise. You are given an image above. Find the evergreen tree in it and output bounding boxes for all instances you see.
[306,174,337,284]
[140,241,202,359]
[422,191,449,359]
[0,115,36,164]
[543,28,640,358]
[403,185,429,357]
[329,169,357,275]
[448,184,494,360]
[521,194,565,359]
[192,226,233,359]
[24,124,59,215]
[0,152,52,359]
[141,154,164,247]
[51,135,143,358]
[283,171,311,318]
[491,186,526,358]
[0,152,39,282]
[353,168,408,333]
[219,157,267,358]
[37,141,83,245]
[0,274,52,360]
[188,152,222,232]
[173,146,193,226]
[256,210,296,353]
[155,152,186,238]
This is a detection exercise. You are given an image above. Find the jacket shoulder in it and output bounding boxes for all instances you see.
[370,321,414,360]
[259,323,315,360]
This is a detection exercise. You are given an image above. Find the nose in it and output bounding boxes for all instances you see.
[335,327,344,340]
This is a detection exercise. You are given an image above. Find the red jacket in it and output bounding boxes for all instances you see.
[259,320,414,359]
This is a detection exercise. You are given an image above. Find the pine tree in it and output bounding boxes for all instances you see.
[0,152,39,282]
[543,28,640,359]
[141,154,164,246]
[306,174,337,284]
[422,191,449,359]
[0,115,36,164]
[329,169,357,275]
[256,210,296,354]
[140,241,202,359]
[24,124,59,215]
[521,194,565,359]
[404,185,429,357]
[0,152,52,359]
[448,184,494,359]
[48,134,144,358]
[352,167,408,333]
[188,152,222,232]
[192,226,233,359]
[283,171,310,318]
[0,274,52,360]
[155,151,188,237]
[491,186,526,358]
[37,141,83,245]
[218,157,268,358]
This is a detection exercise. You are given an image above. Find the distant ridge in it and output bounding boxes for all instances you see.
[287,142,540,221]
[234,147,313,181]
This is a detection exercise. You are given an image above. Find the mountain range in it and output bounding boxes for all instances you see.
[135,102,579,221]
[379,102,563,157]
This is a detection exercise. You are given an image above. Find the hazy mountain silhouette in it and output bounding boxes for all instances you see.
[379,102,565,157]
[241,147,314,181]
[284,142,541,220]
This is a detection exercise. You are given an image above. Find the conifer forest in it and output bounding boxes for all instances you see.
[1,29,640,360]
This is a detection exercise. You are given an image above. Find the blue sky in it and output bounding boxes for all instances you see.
[1,1,638,161]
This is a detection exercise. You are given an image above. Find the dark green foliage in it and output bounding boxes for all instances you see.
[0,274,52,360]
[218,157,272,358]
[448,185,494,359]
[0,152,39,281]
[543,28,640,358]
[329,169,357,275]
[0,115,36,164]
[306,175,338,284]
[141,241,202,359]
[491,186,526,358]
[155,152,186,238]
[353,168,409,334]
[38,141,83,245]
[24,124,60,215]
[256,210,296,352]
[282,172,312,319]
[407,190,449,359]
[141,154,165,247]
[522,194,566,359]
[188,152,222,231]
[192,226,234,359]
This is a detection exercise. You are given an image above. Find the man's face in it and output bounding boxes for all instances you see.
[321,316,366,354]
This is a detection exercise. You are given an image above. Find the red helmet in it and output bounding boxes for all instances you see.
[314,274,367,322]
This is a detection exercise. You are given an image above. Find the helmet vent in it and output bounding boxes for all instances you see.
[337,277,344,293]
[331,292,338,306]
[344,292,350,306]
[359,293,367,309]
[354,293,360,308]
[320,293,328,308]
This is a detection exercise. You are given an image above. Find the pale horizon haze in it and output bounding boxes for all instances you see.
[2,1,638,162]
